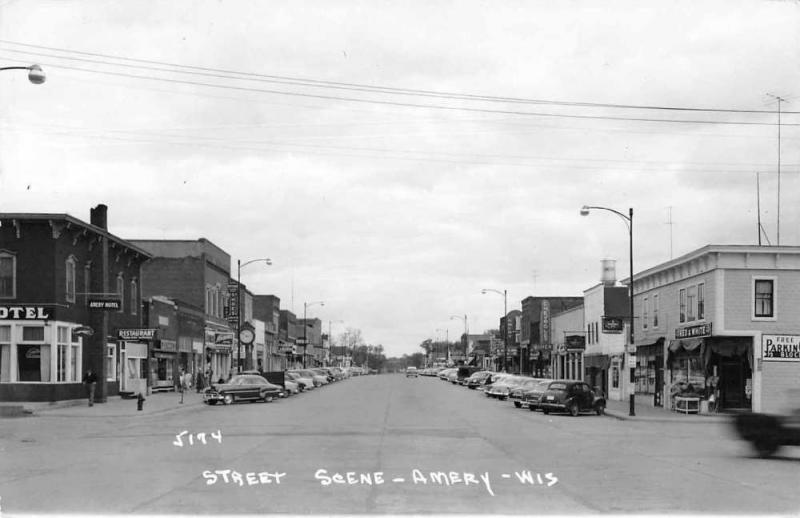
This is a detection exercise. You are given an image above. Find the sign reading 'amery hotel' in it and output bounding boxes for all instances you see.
[762,335,800,361]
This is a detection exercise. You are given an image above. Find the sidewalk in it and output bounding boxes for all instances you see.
[603,397,731,423]
[21,389,205,418]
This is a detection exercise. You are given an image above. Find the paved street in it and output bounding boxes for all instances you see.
[1,374,799,515]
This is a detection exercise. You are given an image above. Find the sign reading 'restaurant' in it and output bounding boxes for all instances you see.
[762,335,800,361]
[118,328,157,340]
[0,306,51,320]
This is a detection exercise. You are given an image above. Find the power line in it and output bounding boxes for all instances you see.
[2,40,799,119]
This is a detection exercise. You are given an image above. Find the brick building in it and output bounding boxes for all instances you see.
[521,296,584,377]
[253,295,282,371]
[0,205,150,403]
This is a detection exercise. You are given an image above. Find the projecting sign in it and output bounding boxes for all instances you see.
[0,306,51,320]
[565,335,586,350]
[602,317,624,333]
[118,328,157,340]
[88,299,121,311]
[762,334,800,361]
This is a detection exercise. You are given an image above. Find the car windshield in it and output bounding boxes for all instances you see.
[549,382,568,391]
[228,376,246,385]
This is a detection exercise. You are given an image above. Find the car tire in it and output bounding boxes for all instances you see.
[207,401,217,406]
[595,404,605,416]
[543,409,549,415]
[514,401,522,408]
[223,394,234,405]
[529,405,537,412]
[569,402,579,417]
[753,438,778,458]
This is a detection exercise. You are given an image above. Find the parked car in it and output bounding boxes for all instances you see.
[292,369,328,386]
[485,375,529,400]
[286,371,314,391]
[523,379,555,411]
[446,369,460,384]
[509,378,549,408]
[538,380,606,416]
[732,410,800,457]
[438,368,457,380]
[456,366,482,385]
[241,370,296,397]
[406,366,419,377]
[203,374,284,405]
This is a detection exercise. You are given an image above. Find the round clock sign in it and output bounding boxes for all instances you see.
[239,328,255,345]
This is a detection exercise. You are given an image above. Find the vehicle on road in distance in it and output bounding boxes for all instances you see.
[203,374,284,405]
[509,378,550,408]
[406,366,418,377]
[539,380,606,416]
[732,410,800,457]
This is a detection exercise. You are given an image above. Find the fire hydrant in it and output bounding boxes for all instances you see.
[137,393,145,411]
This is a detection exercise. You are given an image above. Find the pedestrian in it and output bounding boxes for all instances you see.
[178,368,187,404]
[82,368,98,407]
[195,369,205,393]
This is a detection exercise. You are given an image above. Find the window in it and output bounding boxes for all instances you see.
[116,274,125,313]
[587,324,592,344]
[107,344,116,381]
[57,327,69,382]
[65,256,76,303]
[697,284,705,320]
[642,297,649,329]
[679,288,686,323]
[18,326,48,382]
[611,365,620,389]
[0,325,10,382]
[653,294,659,328]
[0,252,16,298]
[84,263,91,305]
[130,279,138,315]
[754,279,774,318]
[687,286,697,322]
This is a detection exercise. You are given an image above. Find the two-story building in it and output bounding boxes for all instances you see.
[550,304,585,382]
[521,296,584,377]
[0,205,150,403]
[254,295,282,371]
[632,244,800,414]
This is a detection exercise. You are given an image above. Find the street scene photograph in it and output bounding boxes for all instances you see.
[1,0,800,516]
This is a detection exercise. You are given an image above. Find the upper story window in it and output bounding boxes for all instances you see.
[130,279,138,315]
[687,286,697,322]
[697,284,705,320]
[679,289,686,323]
[65,256,76,303]
[754,278,775,319]
[84,263,91,305]
[0,251,16,299]
[116,274,125,313]
[206,286,212,315]
[642,297,649,329]
[653,294,659,328]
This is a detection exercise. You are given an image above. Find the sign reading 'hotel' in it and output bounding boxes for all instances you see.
[0,306,51,320]
[762,335,800,361]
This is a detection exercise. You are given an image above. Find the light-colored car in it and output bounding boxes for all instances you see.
[485,375,529,400]
[510,378,551,408]
[286,371,314,391]
[293,369,328,386]
[406,366,418,377]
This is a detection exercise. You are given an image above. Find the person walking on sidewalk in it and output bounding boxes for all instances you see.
[82,368,98,406]
[195,369,205,393]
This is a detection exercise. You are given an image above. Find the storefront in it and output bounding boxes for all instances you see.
[635,338,665,407]
[152,338,177,392]
[584,354,610,398]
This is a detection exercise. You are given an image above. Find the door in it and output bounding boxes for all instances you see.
[720,361,744,409]
[654,357,664,407]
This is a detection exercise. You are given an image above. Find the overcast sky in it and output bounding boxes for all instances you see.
[1,0,798,357]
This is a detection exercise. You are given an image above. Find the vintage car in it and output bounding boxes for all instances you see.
[406,366,419,377]
[465,371,493,389]
[524,379,556,411]
[509,378,548,408]
[538,380,606,416]
[732,411,800,457]
[485,375,528,400]
[203,374,284,405]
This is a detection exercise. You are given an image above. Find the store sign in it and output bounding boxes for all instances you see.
[215,332,234,345]
[602,317,624,333]
[675,323,712,339]
[762,334,800,362]
[0,305,51,320]
[541,300,551,347]
[118,328,157,340]
[159,339,177,352]
[88,299,121,310]
[565,335,586,350]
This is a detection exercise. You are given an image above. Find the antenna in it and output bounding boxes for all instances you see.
[757,172,772,246]
[766,93,789,245]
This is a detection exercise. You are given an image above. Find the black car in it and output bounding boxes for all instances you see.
[733,411,800,457]
[538,380,606,416]
[203,374,284,405]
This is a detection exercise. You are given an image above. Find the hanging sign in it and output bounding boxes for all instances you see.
[602,317,624,333]
[88,299,121,310]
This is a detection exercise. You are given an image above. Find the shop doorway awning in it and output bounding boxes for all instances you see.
[584,354,610,370]
[668,337,704,353]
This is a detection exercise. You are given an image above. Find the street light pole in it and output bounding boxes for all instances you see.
[237,258,272,373]
[580,205,635,417]
[1,64,46,84]
[303,301,324,368]
[482,288,507,372]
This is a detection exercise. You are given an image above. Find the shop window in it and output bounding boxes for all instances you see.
[70,345,80,382]
[0,325,10,382]
[57,327,69,382]
[0,251,16,299]
[65,256,76,303]
[116,274,125,313]
[611,365,620,389]
[679,288,686,323]
[107,344,116,381]
[18,326,48,382]
[754,279,774,318]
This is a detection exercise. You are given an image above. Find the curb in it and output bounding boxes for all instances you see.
[604,408,730,423]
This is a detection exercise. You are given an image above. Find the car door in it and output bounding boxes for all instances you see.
[578,383,593,410]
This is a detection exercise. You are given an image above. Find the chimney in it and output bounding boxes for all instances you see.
[601,259,616,286]
[90,204,108,230]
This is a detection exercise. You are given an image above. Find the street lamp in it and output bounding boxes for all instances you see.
[482,288,508,372]
[449,315,468,364]
[580,205,635,417]
[303,301,324,368]
[1,64,46,84]
[237,258,272,373]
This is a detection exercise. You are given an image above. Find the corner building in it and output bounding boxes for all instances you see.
[633,244,800,413]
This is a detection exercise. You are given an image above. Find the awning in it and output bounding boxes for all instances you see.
[668,337,704,353]
[584,354,610,370]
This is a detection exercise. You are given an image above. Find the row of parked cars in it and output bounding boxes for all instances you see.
[420,366,606,416]
[202,367,353,405]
